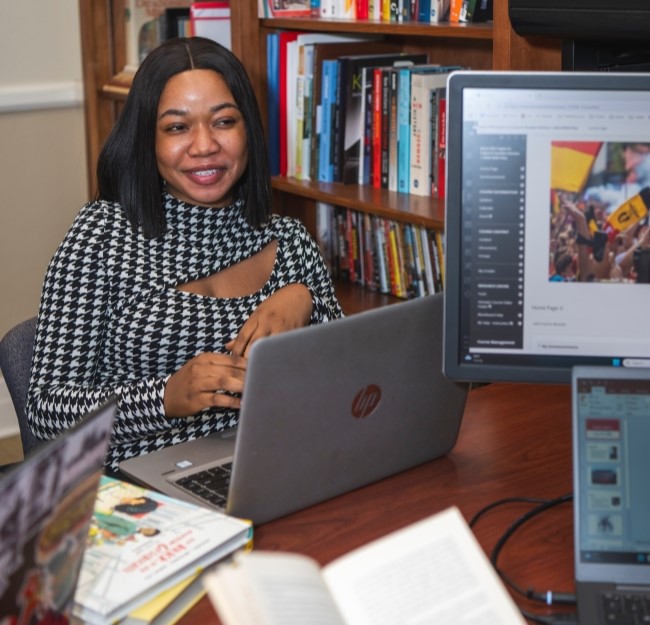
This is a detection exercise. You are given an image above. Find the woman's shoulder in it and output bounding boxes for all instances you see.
[76,198,129,224]
[67,199,134,241]
[268,214,311,239]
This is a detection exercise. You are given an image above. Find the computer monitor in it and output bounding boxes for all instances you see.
[443,70,650,384]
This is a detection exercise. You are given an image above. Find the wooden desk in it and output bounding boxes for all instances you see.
[181,382,576,624]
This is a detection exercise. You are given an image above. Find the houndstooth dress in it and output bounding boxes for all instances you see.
[26,193,343,471]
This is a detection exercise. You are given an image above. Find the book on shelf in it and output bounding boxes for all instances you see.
[281,33,368,178]
[419,0,451,22]
[163,8,191,40]
[304,40,384,181]
[434,229,446,287]
[449,0,463,21]
[258,0,311,17]
[266,32,280,175]
[278,31,301,176]
[316,206,443,298]
[318,59,339,183]
[396,66,411,193]
[408,66,459,197]
[204,506,527,625]
[379,68,391,189]
[290,33,371,179]
[387,68,399,192]
[335,48,421,185]
[435,94,448,199]
[300,39,388,181]
[460,0,492,22]
[124,0,193,71]
[73,476,252,625]
[190,2,231,50]
[371,67,384,189]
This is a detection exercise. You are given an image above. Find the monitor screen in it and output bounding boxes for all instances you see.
[443,71,650,384]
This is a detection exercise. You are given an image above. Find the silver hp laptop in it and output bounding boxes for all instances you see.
[572,366,650,624]
[120,294,469,525]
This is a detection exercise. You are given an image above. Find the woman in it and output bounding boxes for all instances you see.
[26,37,343,472]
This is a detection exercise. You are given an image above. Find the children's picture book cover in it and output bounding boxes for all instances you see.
[73,476,252,625]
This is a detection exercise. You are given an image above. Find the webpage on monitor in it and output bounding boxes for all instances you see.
[459,87,650,368]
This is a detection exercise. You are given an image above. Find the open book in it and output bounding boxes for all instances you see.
[204,506,525,625]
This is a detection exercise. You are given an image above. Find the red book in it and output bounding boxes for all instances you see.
[371,68,384,189]
[436,96,447,199]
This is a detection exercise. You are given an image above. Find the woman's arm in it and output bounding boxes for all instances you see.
[227,220,344,357]
[26,203,171,442]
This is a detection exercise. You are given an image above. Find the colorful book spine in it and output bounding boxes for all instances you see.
[387,68,399,192]
[371,67,384,188]
[433,231,445,291]
[419,225,436,293]
[318,59,338,182]
[295,74,306,179]
[417,0,432,22]
[449,0,463,21]
[431,0,451,21]
[435,95,447,198]
[374,216,389,293]
[266,33,280,176]
[397,66,411,194]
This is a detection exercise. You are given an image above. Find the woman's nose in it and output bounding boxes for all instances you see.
[189,125,219,155]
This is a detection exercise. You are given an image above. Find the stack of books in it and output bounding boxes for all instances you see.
[73,476,252,625]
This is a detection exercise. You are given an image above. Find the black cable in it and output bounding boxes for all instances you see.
[489,493,576,606]
[469,496,554,528]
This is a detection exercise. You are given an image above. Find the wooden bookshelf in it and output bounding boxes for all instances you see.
[77,0,562,308]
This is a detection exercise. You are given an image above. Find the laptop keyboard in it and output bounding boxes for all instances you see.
[602,592,650,624]
[173,462,232,508]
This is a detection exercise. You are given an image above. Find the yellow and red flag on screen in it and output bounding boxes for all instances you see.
[551,141,603,193]
[603,187,650,241]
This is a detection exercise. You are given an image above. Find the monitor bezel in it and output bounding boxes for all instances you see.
[443,70,650,385]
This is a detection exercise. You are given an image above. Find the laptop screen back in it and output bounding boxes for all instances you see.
[572,367,650,585]
[0,398,116,622]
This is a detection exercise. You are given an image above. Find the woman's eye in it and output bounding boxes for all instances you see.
[164,122,186,132]
[214,117,237,128]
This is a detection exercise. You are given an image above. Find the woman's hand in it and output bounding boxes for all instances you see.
[164,352,247,417]
[226,283,313,357]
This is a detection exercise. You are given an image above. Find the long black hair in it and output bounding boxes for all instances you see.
[96,37,272,238]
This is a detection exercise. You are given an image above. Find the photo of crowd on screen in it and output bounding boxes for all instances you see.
[549,141,650,283]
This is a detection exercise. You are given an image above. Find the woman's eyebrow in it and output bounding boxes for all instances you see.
[158,102,239,120]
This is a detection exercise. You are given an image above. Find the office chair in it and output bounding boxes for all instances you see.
[0,316,41,459]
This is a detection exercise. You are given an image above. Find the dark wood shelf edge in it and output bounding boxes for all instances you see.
[261,17,493,40]
[272,177,445,229]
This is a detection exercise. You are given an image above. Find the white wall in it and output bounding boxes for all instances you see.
[0,0,88,338]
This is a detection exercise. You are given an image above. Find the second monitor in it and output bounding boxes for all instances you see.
[443,70,650,384]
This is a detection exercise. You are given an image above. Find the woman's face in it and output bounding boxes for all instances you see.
[155,69,248,208]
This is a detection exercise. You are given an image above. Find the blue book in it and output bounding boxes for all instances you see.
[319,59,338,183]
[417,0,431,21]
[266,33,280,176]
[397,66,412,194]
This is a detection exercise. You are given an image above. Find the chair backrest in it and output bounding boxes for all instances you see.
[0,317,40,458]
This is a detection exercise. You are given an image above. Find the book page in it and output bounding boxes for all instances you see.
[321,507,526,625]
[205,552,347,625]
